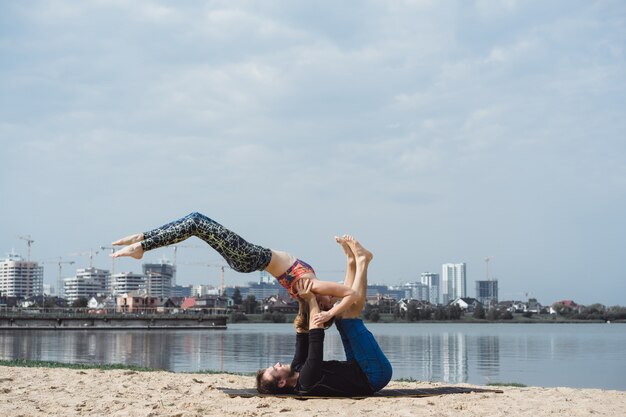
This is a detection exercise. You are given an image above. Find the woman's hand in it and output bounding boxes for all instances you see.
[312,311,333,326]
[295,278,314,301]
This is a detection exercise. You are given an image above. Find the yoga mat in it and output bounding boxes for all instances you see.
[221,386,504,399]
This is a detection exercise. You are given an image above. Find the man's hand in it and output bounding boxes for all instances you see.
[295,278,314,301]
[312,311,333,326]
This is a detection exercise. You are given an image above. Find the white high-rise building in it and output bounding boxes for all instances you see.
[111,272,145,295]
[442,263,466,305]
[192,284,219,297]
[420,272,440,305]
[63,267,109,303]
[42,284,54,296]
[0,251,43,297]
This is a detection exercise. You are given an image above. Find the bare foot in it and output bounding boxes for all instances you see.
[344,235,373,263]
[112,233,144,246]
[111,242,144,259]
[335,236,355,259]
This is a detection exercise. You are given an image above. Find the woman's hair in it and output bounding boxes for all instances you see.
[255,369,295,395]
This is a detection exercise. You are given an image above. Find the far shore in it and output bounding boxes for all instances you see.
[229,313,624,325]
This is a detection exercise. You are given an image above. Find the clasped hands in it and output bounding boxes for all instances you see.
[294,278,332,327]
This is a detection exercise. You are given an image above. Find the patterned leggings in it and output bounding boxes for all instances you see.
[141,212,273,273]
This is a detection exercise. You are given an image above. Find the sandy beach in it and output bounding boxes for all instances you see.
[1,366,625,417]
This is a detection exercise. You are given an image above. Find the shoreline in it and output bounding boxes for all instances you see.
[1,364,624,417]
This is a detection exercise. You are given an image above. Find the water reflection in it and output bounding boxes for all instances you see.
[0,328,503,385]
[476,335,499,378]
[1,323,624,390]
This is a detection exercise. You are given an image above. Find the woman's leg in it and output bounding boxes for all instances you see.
[112,212,272,273]
[335,236,357,289]
[342,235,371,316]
[334,236,358,361]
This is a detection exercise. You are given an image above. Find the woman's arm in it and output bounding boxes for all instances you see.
[309,280,358,325]
[293,283,309,334]
[297,279,324,330]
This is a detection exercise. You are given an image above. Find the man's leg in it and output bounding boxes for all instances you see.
[335,237,392,392]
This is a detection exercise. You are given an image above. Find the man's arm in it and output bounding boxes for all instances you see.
[291,281,312,370]
[295,286,325,390]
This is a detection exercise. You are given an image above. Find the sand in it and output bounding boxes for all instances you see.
[0,366,625,417]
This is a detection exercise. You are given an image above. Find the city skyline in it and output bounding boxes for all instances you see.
[1,250,579,307]
[2,2,625,306]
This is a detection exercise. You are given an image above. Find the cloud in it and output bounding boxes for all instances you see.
[1,1,626,304]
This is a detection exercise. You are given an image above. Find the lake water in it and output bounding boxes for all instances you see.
[1,323,624,390]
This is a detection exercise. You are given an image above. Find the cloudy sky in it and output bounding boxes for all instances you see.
[1,1,625,306]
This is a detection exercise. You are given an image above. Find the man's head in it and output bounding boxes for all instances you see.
[316,294,334,311]
[256,362,296,394]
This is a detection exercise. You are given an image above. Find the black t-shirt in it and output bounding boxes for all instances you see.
[291,329,373,397]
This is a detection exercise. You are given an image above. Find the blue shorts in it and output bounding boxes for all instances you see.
[335,318,393,392]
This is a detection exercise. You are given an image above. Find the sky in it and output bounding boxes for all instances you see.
[1,0,625,306]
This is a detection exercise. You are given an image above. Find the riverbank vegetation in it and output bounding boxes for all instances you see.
[229,303,626,324]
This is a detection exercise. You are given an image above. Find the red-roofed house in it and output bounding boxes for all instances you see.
[181,297,197,310]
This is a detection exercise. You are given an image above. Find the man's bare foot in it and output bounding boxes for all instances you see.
[344,235,373,263]
[335,236,355,259]
[111,242,144,259]
[112,233,144,246]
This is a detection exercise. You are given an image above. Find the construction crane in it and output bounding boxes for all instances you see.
[484,256,494,281]
[70,249,100,268]
[101,246,116,294]
[17,235,34,262]
[170,244,204,269]
[169,244,205,288]
[43,257,75,298]
[184,261,231,295]
[100,246,116,273]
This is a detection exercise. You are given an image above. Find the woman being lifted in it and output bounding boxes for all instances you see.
[112,212,358,323]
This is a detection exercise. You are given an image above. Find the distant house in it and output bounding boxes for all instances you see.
[397,299,431,313]
[169,297,187,308]
[550,300,584,315]
[261,295,299,314]
[21,295,47,308]
[182,295,228,315]
[116,294,158,314]
[88,296,108,309]
[556,300,579,308]
[156,297,179,313]
[498,300,529,313]
[449,297,482,313]
[180,297,196,310]
[526,298,543,313]
[366,294,398,309]
[0,296,23,308]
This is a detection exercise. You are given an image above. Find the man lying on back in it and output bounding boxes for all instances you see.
[256,236,392,396]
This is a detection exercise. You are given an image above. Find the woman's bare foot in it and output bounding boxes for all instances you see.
[335,236,355,259]
[112,233,144,246]
[344,235,373,263]
[111,242,144,259]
